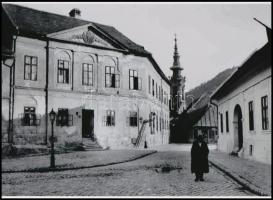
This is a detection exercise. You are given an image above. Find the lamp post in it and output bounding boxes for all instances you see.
[49,108,56,169]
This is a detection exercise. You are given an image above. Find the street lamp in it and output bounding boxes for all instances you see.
[49,108,56,169]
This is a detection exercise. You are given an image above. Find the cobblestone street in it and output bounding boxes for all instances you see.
[2,151,255,197]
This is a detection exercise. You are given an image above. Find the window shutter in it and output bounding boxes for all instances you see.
[115,74,120,88]
[138,78,142,90]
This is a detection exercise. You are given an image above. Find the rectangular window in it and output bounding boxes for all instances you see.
[249,145,253,156]
[156,83,158,99]
[226,111,229,132]
[129,70,141,90]
[129,111,138,127]
[152,79,155,96]
[24,55,38,81]
[249,101,254,131]
[148,75,151,94]
[57,60,69,84]
[82,63,93,86]
[22,107,36,126]
[261,96,268,130]
[156,115,158,132]
[57,108,70,126]
[105,66,120,88]
[220,113,223,133]
[106,110,115,126]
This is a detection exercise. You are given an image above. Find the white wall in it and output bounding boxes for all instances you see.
[216,67,271,164]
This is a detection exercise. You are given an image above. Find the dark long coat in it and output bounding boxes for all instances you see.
[191,140,209,173]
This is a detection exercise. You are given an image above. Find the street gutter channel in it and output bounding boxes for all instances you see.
[2,151,157,174]
[209,161,267,196]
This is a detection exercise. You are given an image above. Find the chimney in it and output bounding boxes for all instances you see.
[69,8,81,18]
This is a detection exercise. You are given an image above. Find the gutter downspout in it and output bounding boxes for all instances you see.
[10,27,19,144]
[44,38,49,145]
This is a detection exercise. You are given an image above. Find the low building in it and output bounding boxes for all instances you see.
[211,21,271,164]
[1,4,171,149]
[170,67,236,143]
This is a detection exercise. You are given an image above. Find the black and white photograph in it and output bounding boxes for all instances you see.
[1,1,271,198]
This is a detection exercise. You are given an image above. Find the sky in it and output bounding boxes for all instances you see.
[8,2,271,91]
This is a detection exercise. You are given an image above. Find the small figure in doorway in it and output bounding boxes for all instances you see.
[191,134,209,182]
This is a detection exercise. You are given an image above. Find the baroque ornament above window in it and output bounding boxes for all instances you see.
[69,30,111,48]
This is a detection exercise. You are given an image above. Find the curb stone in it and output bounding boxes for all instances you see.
[2,150,157,174]
[209,160,270,196]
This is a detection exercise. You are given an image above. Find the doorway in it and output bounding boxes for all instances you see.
[82,109,94,140]
[233,104,243,151]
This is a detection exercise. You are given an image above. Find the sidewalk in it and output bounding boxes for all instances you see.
[209,150,271,196]
[151,143,217,152]
[2,149,156,173]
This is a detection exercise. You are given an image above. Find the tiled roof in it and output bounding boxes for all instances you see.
[2,3,150,55]
[2,3,170,84]
[185,67,237,111]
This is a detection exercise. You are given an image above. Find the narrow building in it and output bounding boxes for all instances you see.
[1,4,171,149]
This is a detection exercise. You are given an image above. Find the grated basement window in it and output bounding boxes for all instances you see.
[103,110,115,126]
[20,107,41,126]
[56,108,73,126]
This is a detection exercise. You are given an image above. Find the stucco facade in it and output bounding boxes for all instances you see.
[215,64,271,164]
[1,4,171,149]
[4,34,170,149]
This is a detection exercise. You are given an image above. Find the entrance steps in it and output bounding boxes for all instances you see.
[82,138,104,151]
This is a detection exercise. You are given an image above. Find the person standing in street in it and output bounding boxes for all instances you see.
[191,134,209,181]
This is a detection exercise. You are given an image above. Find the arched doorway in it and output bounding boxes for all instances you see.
[233,104,243,151]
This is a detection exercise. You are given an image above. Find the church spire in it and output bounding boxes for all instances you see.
[171,34,183,70]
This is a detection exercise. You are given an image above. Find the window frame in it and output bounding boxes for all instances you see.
[220,113,223,133]
[22,106,37,126]
[105,66,120,88]
[57,59,70,84]
[56,108,73,126]
[225,111,229,133]
[24,55,38,81]
[106,110,115,126]
[129,69,141,90]
[82,63,93,86]
[261,96,268,130]
[129,111,138,127]
[248,101,254,131]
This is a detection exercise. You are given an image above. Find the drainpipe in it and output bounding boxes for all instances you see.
[44,38,49,145]
[10,27,19,144]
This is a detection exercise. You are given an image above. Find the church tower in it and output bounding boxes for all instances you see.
[170,35,186,117]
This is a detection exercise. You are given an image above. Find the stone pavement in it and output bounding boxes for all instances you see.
[209,151,271,196]
[2,149,156,173]
[2,151,254,196]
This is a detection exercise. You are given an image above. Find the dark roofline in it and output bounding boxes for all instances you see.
[2,3,170,85]
[211,41,271,100]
